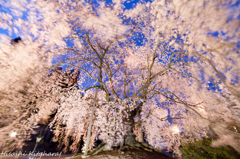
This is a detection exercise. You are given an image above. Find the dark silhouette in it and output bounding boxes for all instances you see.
[11,36,22,45]
[48,67,80,89]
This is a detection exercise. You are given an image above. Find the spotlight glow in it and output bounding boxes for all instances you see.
[172,126,180,134]
[10,132,17,138]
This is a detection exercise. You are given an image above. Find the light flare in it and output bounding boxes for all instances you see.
[10,132,17,138]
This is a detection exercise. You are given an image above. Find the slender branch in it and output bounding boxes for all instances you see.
[161,91,206,119]
[169,67,202,84]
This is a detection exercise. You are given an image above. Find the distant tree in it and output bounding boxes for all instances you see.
[0,0,239,157]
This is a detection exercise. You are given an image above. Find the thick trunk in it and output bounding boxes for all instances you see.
[123,113,136,146]
[121,118,154,153]
[123,121,137,147]
[101,110,137,151]
[122,108,141,147]
[93,109,154,155]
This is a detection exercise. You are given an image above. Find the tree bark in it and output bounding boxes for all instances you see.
[122,108,139,147]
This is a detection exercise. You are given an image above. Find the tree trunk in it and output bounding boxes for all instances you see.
[92,109,154,155]
[122,108,142,147]
[123,120,137,147]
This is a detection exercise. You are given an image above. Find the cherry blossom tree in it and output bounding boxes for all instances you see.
[0,34,52,151]
[0,42,79,151]
[0,0,239,157]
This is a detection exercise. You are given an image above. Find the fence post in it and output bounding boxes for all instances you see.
[83,88,98,158]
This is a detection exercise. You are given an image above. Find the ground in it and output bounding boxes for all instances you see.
[71,146,173,159]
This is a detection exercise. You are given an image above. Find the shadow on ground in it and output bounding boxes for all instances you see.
[73,147,173,159]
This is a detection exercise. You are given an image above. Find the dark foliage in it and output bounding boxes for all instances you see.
[180,137,240,159]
